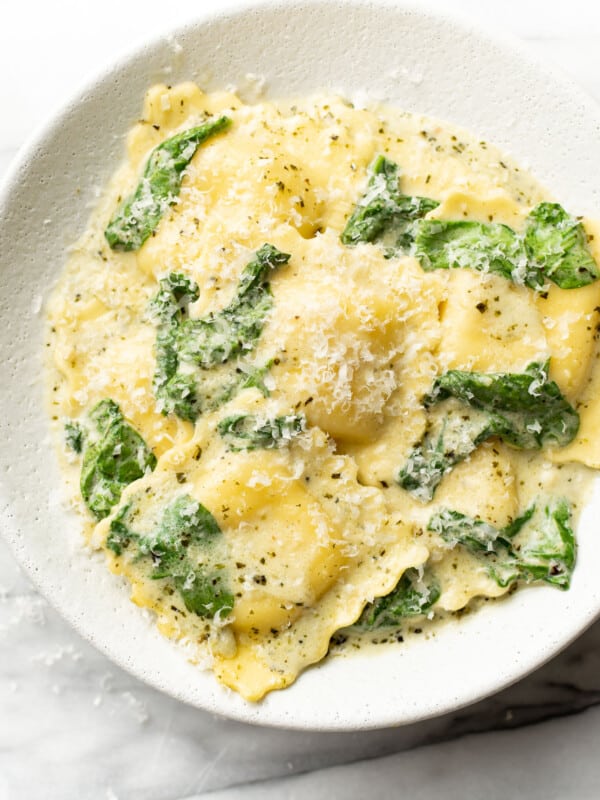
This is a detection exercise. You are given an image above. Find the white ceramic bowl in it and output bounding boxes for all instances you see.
[2,0,600,731]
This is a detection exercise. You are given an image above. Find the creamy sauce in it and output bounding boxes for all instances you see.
[46,83,600,701]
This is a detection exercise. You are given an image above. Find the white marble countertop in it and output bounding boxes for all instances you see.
[3,1,600,798]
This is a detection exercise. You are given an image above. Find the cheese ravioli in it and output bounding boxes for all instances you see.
[47,83,600,700]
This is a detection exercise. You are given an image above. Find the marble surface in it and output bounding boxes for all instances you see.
[3,1,600,798]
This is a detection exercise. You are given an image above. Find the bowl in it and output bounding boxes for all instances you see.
[2,0,600,731]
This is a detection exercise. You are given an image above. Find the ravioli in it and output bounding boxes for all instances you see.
[46,83,600,701]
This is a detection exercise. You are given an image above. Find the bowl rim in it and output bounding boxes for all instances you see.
[2,0,600,731]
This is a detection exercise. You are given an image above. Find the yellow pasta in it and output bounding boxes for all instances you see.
[46,84,600,700]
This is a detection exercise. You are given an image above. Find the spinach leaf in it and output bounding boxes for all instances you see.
[148,272,200,323]
[524,202,600,289]
[413,202,598,290]
[107,495,234,619]
[413,219,541,288]
[177,243,289,367]
[341,155,439,255]
[343,157,598,289]
[65,421,84,454]
[501,497,576,589]
[218,413,305,451]
[151,244,290,421]
[236,361,273,397]
[428,506,533,553]
[428,497,576,590]
[106,504,138,556]
[398,362,578,501]
[77,399,157,520]
[105,116,232,251]
[356,568,441,629]
[398,403,493,503]
[426,361,579,449]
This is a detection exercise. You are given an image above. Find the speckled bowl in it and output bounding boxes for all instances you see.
[1,0,600,730]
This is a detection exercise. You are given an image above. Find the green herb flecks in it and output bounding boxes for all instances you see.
[217,413,305,451]
[524,202,600,289]
[107,495,234,619]
[429,496,576,590]
[105,116,232,251]
[150,244,290,421]
[341,155,439,256]
[398,362,578,501]
[356,567,441,629]
[74,399,157,520]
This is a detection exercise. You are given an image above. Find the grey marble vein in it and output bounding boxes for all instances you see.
[199,705,600,800]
